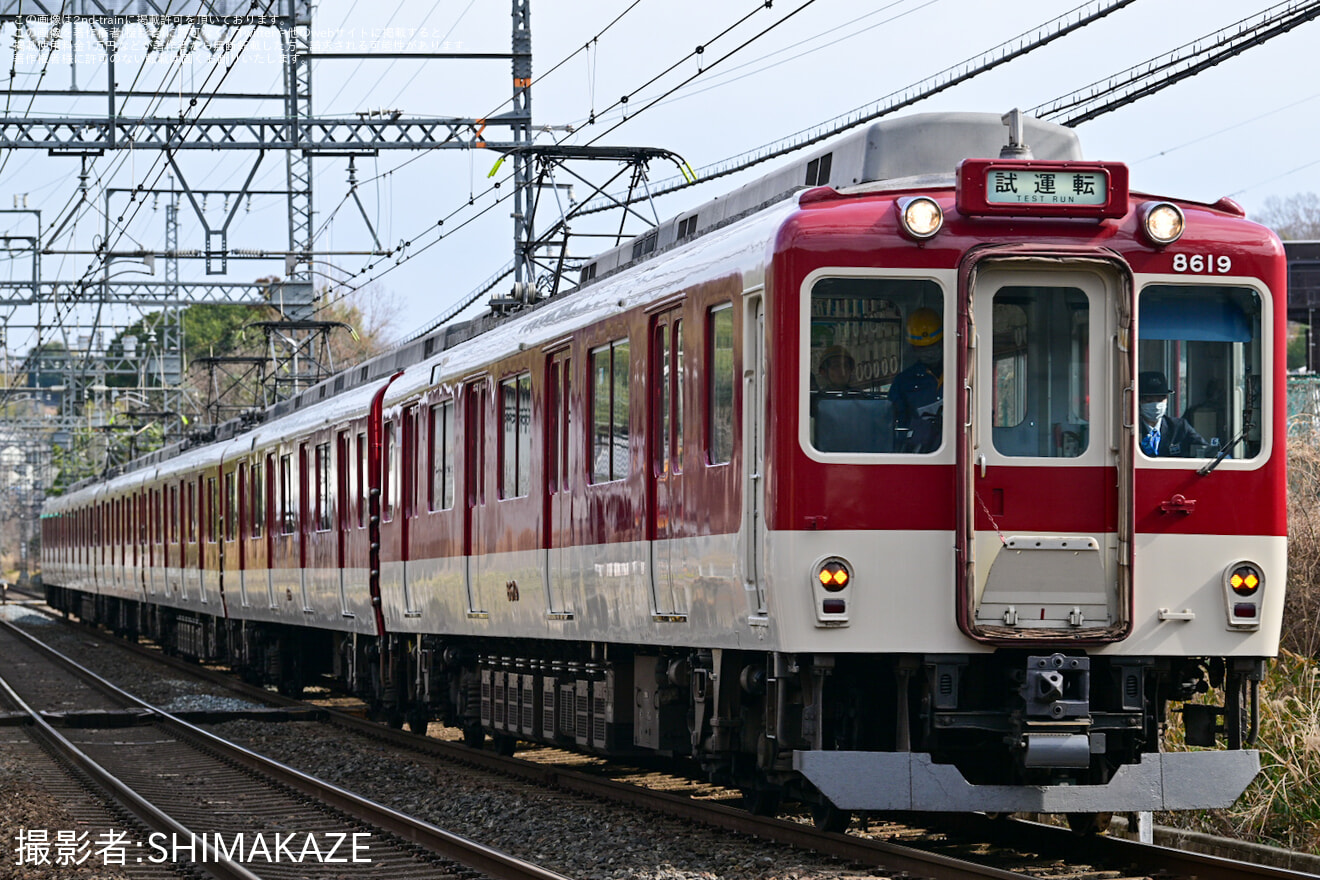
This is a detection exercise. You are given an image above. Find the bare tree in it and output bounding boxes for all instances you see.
[1253,192,1320,240]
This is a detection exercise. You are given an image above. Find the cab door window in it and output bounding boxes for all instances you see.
[989,286,1090,458]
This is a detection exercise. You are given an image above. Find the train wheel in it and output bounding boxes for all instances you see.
[811,801,852,833]
[406,707,430,735]
[1065,812,1112,835]
[741,785,782,817]
[492,733,518,756]
[462,723,485,748]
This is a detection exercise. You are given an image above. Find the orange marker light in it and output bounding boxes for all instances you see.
[1230,565,1262,596]
[817,560,850,593]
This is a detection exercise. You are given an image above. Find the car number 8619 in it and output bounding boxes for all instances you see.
[1172,253,1232,273]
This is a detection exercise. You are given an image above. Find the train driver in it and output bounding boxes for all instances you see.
[1138,370,1208,457]
[888,307,944,452]
[817,345,856,392]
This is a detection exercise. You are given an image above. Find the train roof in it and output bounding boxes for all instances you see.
[63,111,1082,494]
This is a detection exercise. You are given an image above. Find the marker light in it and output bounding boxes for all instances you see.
[817,560,850,592]
[897,196,944,240]
[1229,564,1262,596]
[1142,201,1185,245]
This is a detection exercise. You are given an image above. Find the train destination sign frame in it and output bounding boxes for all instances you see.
[956,159,1130,219]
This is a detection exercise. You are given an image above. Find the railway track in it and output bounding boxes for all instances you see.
[8,603,1319,880]
[0,615,573,880]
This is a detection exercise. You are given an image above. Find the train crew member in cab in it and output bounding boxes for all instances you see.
[817,345,856,392]
[1138,370,1207,457]
[889,307,944,452]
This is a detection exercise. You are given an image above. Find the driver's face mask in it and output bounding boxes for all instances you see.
[914,344,941,366]
[1140,399,1167,423]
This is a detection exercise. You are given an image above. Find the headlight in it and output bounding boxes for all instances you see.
[897,196,943,240]
[1142,201,1185,245]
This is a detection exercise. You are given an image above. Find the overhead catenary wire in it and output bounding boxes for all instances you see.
[0,7,280,421]
[380,0,1320,347]
[307,0,814,326]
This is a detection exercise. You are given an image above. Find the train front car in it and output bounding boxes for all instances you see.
[766,113,1285,820]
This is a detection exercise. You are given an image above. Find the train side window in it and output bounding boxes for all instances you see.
[709,303,735,464]
[383,421,397,522]
[251,459,264,538]
[1137,284,1263,460]
[430,400,455,511]
[549,355,571,494]
[806,276,943,454]
[280,454,295,534]
[500,373,533,498]
[357,432,367,527]
[674,322,684,466]
[591,339,630,483]
[187,481,197,543]
[315,442,332,531]
[207,477,218,543]
[224,471,237,541]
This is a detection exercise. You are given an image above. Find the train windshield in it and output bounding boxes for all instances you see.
[807,276,944,454]
[1137,284,1263,460]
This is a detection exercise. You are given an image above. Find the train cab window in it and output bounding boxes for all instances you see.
[1137,284,1263,461]
[591,339,630,483]
[990,286,1090,458]
[500,373,533,498]
[807,277,943,454]
[430,400,456,511]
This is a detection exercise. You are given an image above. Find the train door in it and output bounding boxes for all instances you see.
[336,430,352,616]
[401,407,419,615]
[463,380,488,616]
[195,477,208,601]
[958,261,1132,638]
[299,443,311,611]
[136,491,148,600]
[545,350,574,619]
[265,454,277,607]
[744,295,767,614]
[222,466,237,613]
[237,463,249,606]
[649,309,686,619]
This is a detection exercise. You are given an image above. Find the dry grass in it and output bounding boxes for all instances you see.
[1157,426,1320,851]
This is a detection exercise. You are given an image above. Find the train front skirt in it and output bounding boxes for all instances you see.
[794,749,1260,811]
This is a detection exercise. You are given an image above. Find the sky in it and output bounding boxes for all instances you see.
[1,0,1318,356]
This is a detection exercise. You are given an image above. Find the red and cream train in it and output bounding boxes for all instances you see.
[41,112,1286,825]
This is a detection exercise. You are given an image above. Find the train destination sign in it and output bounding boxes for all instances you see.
[956,158,1130,219]
[985,169,1106,206]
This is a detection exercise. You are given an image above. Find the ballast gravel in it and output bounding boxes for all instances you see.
[206,717,887,880]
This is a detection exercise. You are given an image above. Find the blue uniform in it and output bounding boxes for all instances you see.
[889,362,943,452]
